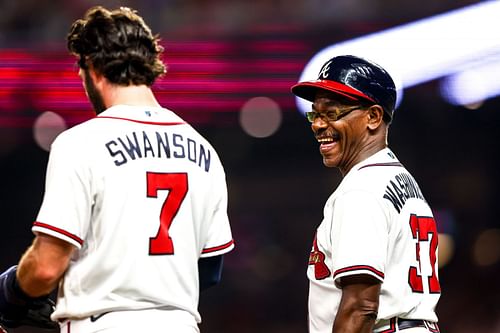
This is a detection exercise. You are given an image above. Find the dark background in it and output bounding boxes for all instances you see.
[1,1,499,332]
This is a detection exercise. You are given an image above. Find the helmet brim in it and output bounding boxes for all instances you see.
[291,80,377,104]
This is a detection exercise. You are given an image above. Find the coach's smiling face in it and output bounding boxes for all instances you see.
[310,90,385,175]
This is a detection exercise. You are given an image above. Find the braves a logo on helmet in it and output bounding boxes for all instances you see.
[308,234,331,280]
[318,60,332,79]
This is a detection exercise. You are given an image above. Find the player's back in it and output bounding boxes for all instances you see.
[34,105,234,322]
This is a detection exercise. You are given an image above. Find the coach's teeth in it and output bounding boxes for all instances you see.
[318,138,334,143]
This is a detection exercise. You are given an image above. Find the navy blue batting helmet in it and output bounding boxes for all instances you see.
[291,55,397,120]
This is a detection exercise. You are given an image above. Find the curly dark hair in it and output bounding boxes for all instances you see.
[67,6,166,86]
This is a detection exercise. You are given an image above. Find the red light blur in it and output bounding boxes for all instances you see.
[0,39,309,127]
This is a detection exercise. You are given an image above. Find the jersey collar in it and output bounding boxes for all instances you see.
[351,148,401,173]
[97,104,185,123]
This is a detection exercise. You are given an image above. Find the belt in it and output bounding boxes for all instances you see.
[374,317,440,332]
[397,318,426,330]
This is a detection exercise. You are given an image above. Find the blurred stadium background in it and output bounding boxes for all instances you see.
[1,0,499,332]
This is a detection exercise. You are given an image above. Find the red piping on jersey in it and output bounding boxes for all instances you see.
[333,265,384,279]
[202,239,235,254]
[378,318,396,333]
[426,321,440,333]
[358,162,403,170]
[97,116,186,126]
[33,222,84,245]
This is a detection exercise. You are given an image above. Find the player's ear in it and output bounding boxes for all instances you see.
[366,105,384,130]
[89,67,110,95]
[88,67,102,82]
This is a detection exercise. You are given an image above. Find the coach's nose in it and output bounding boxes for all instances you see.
[311,115,329,133]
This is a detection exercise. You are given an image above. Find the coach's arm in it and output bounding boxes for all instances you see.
[332,274,381,333]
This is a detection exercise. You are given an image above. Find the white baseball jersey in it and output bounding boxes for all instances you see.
[32,105,234,324]
[307,148,440,333]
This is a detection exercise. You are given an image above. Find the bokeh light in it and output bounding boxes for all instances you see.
[437,233,454,268]
[33,111,67,151]
[472,229,500,267]
[239,97,282,138]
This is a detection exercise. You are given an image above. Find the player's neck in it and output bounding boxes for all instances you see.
[104,84,162,109]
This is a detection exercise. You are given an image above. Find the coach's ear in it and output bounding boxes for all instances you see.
[366,105,384,130]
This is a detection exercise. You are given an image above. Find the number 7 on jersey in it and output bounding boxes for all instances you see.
[146,172,188,255]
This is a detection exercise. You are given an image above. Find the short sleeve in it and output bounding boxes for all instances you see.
[200,164,234,258]
[330,190,389,286]
[32,134,92,249]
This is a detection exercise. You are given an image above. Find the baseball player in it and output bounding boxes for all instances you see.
[291,55,441,333]
[0,6,234,333]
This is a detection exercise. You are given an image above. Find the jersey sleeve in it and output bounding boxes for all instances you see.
[200,162,234,258]
[330,190,389,286]
[32,133,92,249]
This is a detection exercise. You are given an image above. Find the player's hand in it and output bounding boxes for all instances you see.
[0,266,58,330]
[0,266,28,327]
[0,297,58,330]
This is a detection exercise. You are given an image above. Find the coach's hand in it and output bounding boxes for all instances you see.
[0,266,58,329]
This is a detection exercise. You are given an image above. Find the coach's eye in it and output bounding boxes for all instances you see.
[325,111,339,120]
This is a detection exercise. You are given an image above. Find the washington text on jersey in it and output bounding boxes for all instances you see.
[383,172,426,213]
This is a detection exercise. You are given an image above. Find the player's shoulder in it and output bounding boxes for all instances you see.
[340,148,409,192]
[333,149,430,217]
[50,116,96,148]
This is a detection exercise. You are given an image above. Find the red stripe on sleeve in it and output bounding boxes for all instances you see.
[33,221,84,245]
[202,240,234,254]
[333,265,384,279]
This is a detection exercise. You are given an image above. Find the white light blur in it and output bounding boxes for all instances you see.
[295,0,500,114]
[239,97,282,138]
[440,54,500,106]
[33,111,67,151]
